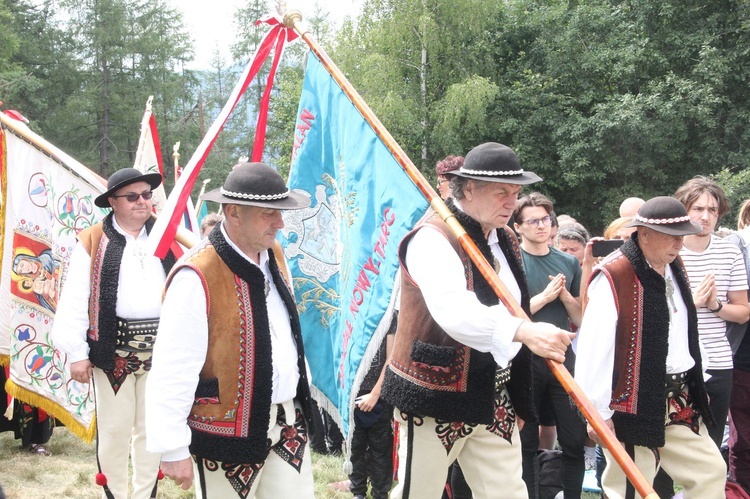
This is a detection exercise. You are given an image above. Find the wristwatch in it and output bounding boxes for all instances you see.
[708,299,723,314]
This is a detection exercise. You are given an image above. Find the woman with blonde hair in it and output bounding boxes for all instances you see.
[603,217,636,241]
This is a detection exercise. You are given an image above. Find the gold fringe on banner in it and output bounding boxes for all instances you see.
[0,354,9,367]
[5,378,96,443]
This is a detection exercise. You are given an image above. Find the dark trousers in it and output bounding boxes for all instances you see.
[309,399,328,454]
[730,368,750,492]
[705,368,733,448]
[349,406,393,499]
[442,461,473,499]
[521,356,586,499]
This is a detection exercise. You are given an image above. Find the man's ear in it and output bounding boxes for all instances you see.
[222,204,240,225]
[463,180,474,202]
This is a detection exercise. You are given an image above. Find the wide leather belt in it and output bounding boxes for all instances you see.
[116,317,159,352]
[665,371,689,399]
[495,365,512,395]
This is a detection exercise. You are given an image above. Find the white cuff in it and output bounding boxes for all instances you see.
[489,311,525,368]
[161,447,191,462]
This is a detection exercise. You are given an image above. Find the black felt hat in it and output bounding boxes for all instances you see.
[94,168,162,208]
[201,162,310,210]
[446,142,542,185]
[626,196,701,236]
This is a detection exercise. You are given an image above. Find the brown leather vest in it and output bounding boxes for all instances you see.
[166,232,312,464]
[77,215,174,371]
[381,213,530,424]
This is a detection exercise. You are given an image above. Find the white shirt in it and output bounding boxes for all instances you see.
[575,264,694,420]
[52,216,166,362]
[146,223,300,462]
[404,209,525,368]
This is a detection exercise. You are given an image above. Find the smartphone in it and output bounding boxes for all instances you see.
[592,239,624,257]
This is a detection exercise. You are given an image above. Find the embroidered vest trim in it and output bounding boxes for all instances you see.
[590,233,712,447]
[79,214,175,372]
[382,201,535,424]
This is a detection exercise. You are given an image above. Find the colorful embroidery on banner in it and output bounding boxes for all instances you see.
[272,407,308,472]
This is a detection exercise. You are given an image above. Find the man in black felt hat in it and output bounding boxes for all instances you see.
[146,162,316,498]
[575,196,727,498]
[381,142,576,499]
[52,167,177,499]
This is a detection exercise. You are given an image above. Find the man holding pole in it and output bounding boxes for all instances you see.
[381,142,575,499]
[575,196,726,498]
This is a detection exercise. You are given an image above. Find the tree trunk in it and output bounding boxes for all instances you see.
[99,57,111,176]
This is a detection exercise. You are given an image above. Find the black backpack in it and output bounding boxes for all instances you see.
[538,449,563,499]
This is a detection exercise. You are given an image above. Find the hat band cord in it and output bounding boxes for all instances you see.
[634,214,690,225]
[220,187,289,200]
[459,167,524,176]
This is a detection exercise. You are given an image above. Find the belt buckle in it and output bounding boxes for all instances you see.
[127,340,154,351]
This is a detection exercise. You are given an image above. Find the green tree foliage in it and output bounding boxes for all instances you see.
[333,0,750,233]
[4,0,750,234]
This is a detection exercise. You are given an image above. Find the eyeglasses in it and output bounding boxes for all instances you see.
[522,215,552,227]
[112,191,153,202]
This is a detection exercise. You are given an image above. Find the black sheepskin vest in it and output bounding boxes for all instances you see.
[84,214,176,371]
[593,233,712,447]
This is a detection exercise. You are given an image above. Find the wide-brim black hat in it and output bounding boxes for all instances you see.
[446,142,542,185]
[626,196,701,236]
[94,168,162,208]
[202,162,310,210]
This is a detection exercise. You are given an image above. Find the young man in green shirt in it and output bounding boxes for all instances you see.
[514,192,586,499]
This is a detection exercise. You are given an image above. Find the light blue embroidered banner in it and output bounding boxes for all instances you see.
[280,50,428,440]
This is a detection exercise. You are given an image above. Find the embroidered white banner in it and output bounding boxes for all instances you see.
[1,114,108,441]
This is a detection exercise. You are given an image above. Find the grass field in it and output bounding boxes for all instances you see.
[0,427,601,498]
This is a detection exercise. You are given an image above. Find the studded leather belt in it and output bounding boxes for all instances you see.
[115,317,159,352]
[665,371,689,399]
[495,365,512,395]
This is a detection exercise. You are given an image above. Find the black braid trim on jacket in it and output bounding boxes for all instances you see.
[446,199,536,422]
[88,214,122,371]
[88,215,176,372]
[610,233,713,448]
[188,228,275,464]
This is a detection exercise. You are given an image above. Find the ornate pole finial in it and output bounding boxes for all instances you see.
[283,9,303,29]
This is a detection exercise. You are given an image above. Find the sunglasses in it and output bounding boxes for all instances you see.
[112,191,154,202]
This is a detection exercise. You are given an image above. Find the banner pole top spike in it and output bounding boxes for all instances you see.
[283,10,303,29]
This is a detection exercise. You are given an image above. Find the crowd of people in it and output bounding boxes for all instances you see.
[5,141,750,499]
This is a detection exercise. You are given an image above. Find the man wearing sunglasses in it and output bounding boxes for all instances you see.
[52,168,178,499]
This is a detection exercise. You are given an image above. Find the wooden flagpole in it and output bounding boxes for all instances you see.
[283,10,658,499]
